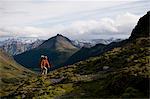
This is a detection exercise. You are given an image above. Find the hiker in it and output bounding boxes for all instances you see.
[40,55,51,75]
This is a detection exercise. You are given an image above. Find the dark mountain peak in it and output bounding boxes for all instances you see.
[129,11,150,39]
[56,34,63,37]
[38,34,78,50]
[55,34,71,42]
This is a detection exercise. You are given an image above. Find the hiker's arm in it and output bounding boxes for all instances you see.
[47,61,51,68]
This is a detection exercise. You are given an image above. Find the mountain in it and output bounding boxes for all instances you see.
[0,49,34,96]
[65,38,125,65]
[71,40,94,48]
[91,38,123,45]
[2,11,150,99]
[38,34,77,50]
[29,39,45,49]
[14,34,79,71]
[72,38,122,48]
[129,11,149,39]
[0,38,44,55]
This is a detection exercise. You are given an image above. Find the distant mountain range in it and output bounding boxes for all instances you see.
[0,36,120,56]
[0,38,44,55]
[72,38,122,48]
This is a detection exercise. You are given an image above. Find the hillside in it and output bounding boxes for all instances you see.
[0,49,34,97]
[65,37,126,66]
[7,37,149,98]
[64,43,106,65]
[14,34,79,71]
[6,11,150,98]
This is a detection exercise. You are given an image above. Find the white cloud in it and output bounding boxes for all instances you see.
[0,26,56,38]
[57,12,141,39]
[0,12,141,39]
[0,0,149,39]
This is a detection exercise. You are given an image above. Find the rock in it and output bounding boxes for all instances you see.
[103,66,109,70]
[22,94,26,98]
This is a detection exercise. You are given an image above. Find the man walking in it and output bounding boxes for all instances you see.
[40,55,51,75]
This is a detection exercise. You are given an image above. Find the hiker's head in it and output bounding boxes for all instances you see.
[41,55,44,58]
[41,55,45,60]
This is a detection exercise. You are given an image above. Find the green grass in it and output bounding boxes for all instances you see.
[0,49,35,97]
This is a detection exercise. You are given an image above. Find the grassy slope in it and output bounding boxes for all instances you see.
[8,37,149,98]
[0,49,35,97]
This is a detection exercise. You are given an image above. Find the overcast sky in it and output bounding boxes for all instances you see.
[0,0,149,40]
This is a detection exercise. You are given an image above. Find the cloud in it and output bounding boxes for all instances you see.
[0,26,56,38]
[0,0,149,39]
[58,12,141,39]
[1,0,148,27]
[0,12,141,39]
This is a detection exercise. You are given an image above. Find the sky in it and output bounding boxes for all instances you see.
[0,0,149,40]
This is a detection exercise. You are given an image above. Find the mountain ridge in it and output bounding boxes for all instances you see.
[129,11,149,39]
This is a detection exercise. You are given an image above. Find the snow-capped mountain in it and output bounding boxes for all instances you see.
[71,40,94,48]
[0,37,44,55]
[72,38,123,48]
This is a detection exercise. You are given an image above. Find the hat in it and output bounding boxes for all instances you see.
[41,55,45,58]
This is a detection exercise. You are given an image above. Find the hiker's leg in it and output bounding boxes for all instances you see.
[45,67,48,74]
[43,67,47,74]
[42,68,45,75]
